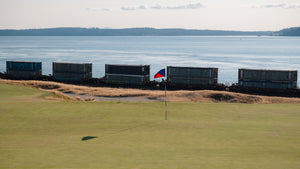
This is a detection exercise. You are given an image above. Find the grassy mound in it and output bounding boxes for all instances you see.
[0,84,299,169]
[0,84,56,99]
[1,78,300,103]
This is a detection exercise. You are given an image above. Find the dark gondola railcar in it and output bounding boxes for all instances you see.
[238,69,297,89]
[105,64,150,85]
[53,62,92,81]
[167,66,219,89]
[6,61,42,79]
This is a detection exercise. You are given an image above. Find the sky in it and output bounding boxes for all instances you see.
[0,0,299,31]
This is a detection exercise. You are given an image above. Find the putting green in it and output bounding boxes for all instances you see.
[0,84,299,169]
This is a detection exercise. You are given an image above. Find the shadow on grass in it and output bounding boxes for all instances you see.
[81,136,97,141]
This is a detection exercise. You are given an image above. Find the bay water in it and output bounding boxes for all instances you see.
[0,36,299,86]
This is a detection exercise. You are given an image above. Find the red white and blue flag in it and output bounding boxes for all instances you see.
[154,69,165,78]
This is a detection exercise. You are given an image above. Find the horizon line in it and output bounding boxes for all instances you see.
[0,27,279,32]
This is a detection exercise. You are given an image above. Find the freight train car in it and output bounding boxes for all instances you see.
[105,64,150,85]
[167,66,218,89]
[52,62,92,81]
[6,61,42,79]
[238,69,297,89]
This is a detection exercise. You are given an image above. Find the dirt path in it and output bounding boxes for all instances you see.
[65,93,158,102]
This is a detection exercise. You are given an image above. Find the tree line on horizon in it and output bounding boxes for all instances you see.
[0,26,299,36]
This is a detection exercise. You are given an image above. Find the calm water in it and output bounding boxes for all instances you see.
[0,36,299,85]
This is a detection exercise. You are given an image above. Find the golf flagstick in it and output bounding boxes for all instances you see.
[165,81,167,120]
[154,68,167,120]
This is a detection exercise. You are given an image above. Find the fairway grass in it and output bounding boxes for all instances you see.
[0,84,300,169]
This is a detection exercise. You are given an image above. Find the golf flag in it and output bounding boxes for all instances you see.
[154,69,165,78]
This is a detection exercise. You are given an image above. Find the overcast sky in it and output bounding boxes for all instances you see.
[0,0,299,31]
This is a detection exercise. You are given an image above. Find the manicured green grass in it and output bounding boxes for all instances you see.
[0,84,299,169]
[0,84,55,99]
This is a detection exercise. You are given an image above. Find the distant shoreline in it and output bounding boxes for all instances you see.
[1,27,299,36]
[0,27,273,36]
